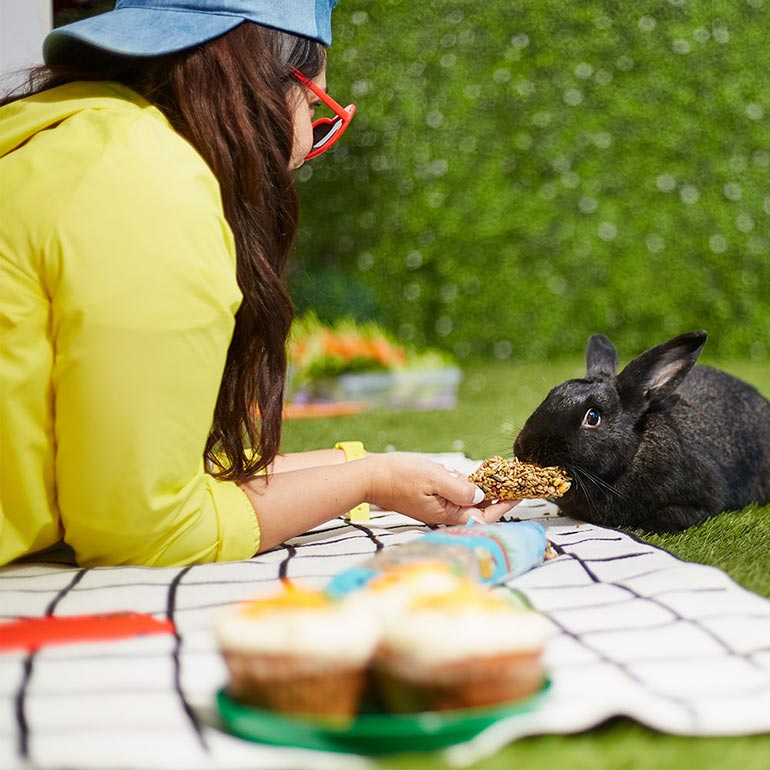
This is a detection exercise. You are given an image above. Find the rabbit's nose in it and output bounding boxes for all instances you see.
[513,433,528,460]
[514,431,544,463]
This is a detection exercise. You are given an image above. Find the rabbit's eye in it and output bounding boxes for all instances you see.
[583,408,601,428]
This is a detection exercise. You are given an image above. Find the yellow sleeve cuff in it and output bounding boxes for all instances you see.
[334,441,370,522]
[207,476,261,560]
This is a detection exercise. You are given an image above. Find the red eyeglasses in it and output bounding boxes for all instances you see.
[292,69,356,160]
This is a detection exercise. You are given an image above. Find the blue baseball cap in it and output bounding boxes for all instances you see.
[43,0,340,63]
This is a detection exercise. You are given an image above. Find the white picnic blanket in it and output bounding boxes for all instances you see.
[1,453,769,770]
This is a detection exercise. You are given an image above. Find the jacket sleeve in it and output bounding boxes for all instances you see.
[45,111,260,566]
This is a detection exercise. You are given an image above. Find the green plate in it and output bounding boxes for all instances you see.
[216,680,551,755]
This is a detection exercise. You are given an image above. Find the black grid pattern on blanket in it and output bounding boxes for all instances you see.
[1,454,770,770]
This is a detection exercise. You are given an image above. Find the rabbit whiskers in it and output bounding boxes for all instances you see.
[567,458,624,516]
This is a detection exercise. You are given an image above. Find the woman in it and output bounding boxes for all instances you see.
[0,0,516,567]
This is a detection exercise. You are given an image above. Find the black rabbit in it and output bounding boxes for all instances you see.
[513,331,770,532]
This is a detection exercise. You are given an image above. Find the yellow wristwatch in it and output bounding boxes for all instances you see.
[334,441,370,522]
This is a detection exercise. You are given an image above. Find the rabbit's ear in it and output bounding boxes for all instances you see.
[586,334,618,377]
[618,331,707,408]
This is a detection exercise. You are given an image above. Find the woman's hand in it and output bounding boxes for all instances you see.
[361,453,519,526]
[241,450,520,554]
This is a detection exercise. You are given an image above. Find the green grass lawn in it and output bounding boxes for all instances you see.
[282,357,770,769]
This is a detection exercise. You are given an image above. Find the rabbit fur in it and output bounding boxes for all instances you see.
[513,330,770,532]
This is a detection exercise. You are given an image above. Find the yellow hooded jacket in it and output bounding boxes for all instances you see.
[0,82,260,566]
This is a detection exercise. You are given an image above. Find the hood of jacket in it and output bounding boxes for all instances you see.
[0,81,158,160]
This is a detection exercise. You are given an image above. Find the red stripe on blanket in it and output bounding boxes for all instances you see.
[0,612,175,651]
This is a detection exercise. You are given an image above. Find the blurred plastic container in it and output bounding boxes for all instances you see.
[307,366,463,411]
[326,520,548,597]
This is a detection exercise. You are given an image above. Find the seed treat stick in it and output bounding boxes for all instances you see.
[468,456,572,500]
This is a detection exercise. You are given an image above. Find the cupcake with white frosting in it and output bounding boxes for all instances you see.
[215,582,380,722]
[373,580,550,713]
[355,559,471,621]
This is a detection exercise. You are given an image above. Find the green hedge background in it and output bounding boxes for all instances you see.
[292,0,770,362]
[55,1,770,362]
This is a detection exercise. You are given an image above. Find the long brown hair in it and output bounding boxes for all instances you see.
[4,23,326,481]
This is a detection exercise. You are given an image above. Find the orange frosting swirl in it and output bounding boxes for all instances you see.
[239,582,331,616]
